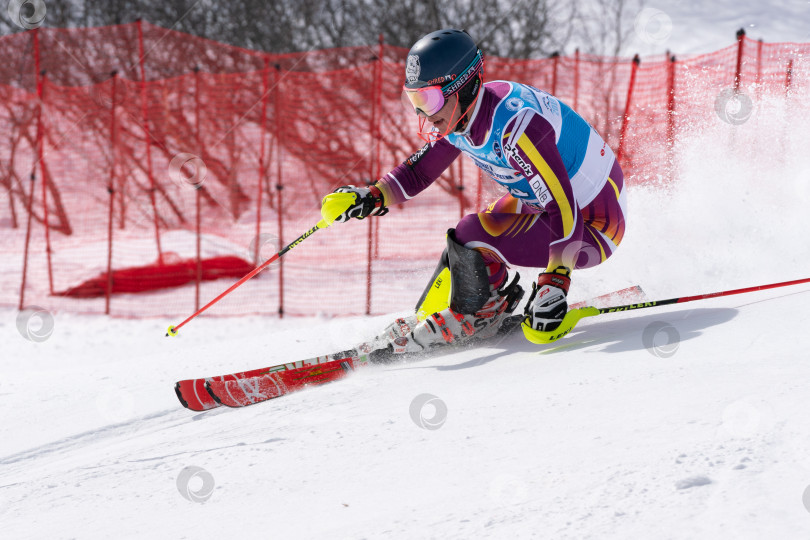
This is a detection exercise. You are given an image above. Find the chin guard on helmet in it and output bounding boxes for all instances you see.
[414,229,492,318]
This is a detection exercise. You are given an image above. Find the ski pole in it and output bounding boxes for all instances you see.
[166,218,329,336]
[524,276,810,344]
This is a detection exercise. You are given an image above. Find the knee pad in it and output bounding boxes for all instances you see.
[414,229,491,317]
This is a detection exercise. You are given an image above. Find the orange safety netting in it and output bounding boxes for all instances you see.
[1,22,808,318]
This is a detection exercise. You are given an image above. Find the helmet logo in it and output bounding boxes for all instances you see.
[406,55,421,83]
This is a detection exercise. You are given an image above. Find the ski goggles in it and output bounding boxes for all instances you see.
[402,85,447,117]
[402,50,484,117]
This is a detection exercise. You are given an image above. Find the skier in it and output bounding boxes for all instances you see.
[321,28,627,350]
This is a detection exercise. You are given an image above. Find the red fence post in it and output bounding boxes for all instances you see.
[616,54,640,166]
[550,51,560,95]
[734,28,746,91]
[755,39,763,97]
[20,30,41,309]
[256,57,270,268]
[31,30,55,297]
[373,35,384,261]
[37,70,54,296]
[274,64,285,318]
[365,35,385,315]
[457,159,465,220]
[19,171,36,310]
[137,19,162,262]
[105,71,119,315]
[193,66,203,312]
[476,169,483,210]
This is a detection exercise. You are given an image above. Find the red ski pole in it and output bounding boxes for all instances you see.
[524,276,810,344]
[166,218,329,336]
[593,276,810,314]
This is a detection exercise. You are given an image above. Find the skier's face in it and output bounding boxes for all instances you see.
[426,94,460,132]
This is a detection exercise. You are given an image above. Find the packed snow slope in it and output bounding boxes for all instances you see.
[3,283,810,539]
[3,103,810,539]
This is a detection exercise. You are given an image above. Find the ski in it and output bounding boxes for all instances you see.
[175,284,647,411]
[205,355,373,408]
[174,347,365,411]
[203,316,526,408]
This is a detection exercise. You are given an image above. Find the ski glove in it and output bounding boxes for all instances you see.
[321,185,388,225]
[524,267,571,332]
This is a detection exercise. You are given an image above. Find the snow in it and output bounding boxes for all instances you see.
[3,286,810,538]
[3,7,810,540]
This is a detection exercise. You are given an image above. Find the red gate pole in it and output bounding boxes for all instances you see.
[616,54,640,166]
[137,19,162,262]
[733,28,746,92]
[666,54,677,182]
[273,64,285,318]
[105,71,119,315]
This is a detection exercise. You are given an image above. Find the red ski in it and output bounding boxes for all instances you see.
[174,348,365,411]
[205,355,371,408]
[175,286,647,411]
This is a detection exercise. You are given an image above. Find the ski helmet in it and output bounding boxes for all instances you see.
[404,29,484,114]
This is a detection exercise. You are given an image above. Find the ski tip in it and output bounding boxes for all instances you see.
[174,382,191,409]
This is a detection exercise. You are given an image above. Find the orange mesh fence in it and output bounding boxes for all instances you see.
[1,22,808,318]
